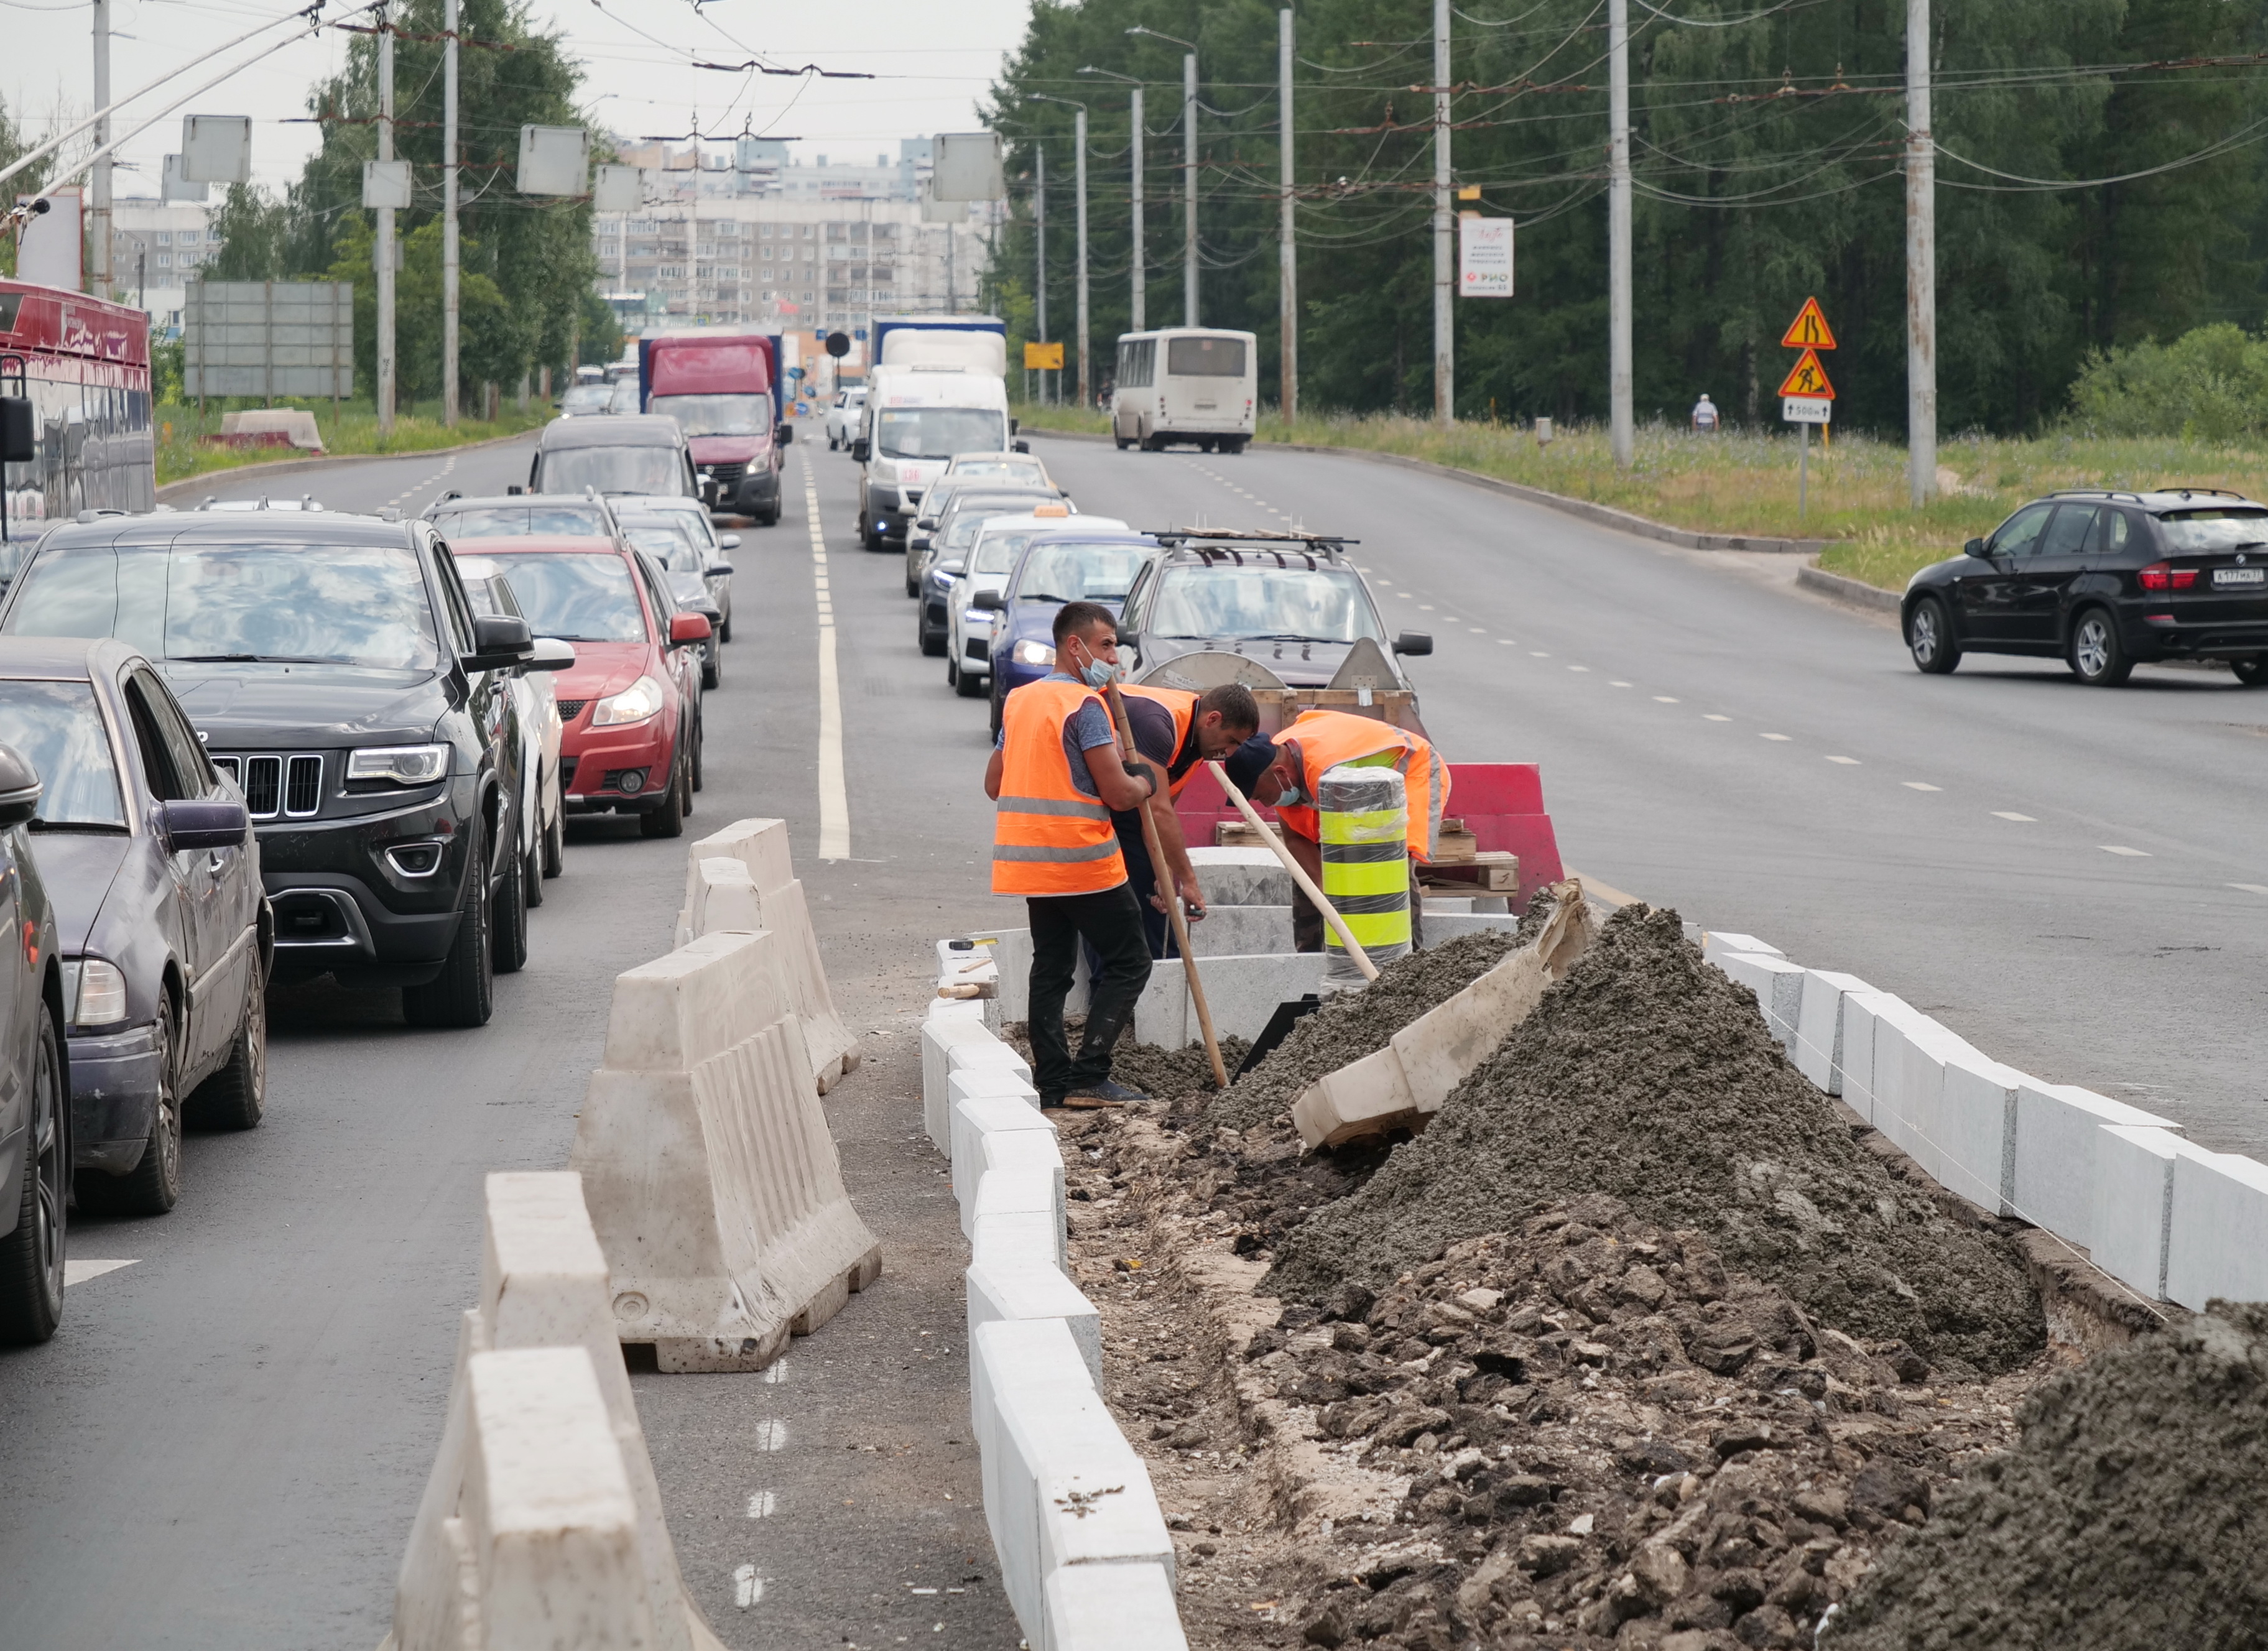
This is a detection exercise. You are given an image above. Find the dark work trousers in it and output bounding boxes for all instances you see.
[1028,882,1154,1099]
[1095,823,1174,961]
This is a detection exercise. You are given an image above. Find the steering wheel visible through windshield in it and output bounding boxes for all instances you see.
[5,540,443,670]
[877,409,1007,461]
[479,552,647,642]
[1015,542,1154,604]
[1148,566,1385,644]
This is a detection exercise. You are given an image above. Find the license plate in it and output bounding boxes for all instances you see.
[2215,567,2266,586]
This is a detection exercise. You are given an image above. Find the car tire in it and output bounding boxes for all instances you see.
[78,1007,181,1218]
[185,979,264,1133]
[702,644,721,691]
[692,711,705,793]
[956,664,987,698]
[491,829,529,975]
[0,1004,66,1345]
[2067,607,2133,687]
[1114,435,1131,451]
[762,501,782,527]
[1905,596,1961,675]
[2233,657,2267,687]
[920,613,945,657]
[720,614,732,644]
[1222,437,1247,455]
[990,678,1006,739]
[945,659,960,690]
[524,838,544,909]
[540,805,565,880]
[402,827,494,1029]
[641,753,687,838]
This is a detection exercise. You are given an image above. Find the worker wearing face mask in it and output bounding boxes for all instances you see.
[984,601,1164,1107]
[1257,708,1448,952]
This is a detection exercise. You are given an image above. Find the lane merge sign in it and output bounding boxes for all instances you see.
[1780,296,1837,351]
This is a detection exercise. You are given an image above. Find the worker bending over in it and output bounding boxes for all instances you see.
[1256,707,1449,951]
[1116,681,1274,956]
[984,601,1165,1108]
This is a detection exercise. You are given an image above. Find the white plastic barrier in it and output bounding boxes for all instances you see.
[383,1172,725,1651]
[677,819,859,1092]
[1715,951,1807,1048]
[570,931,882,1372]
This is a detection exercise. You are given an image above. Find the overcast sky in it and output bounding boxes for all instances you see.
[6,0,1030,200]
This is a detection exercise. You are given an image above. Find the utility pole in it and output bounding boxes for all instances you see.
[1034,146,1047,404]
[1906,0,1936,506]
[1183,52,1198,327]
[90,0,111,298]
[1280,9,1297,425]
[1129,88,1144,332]
[1608,0,1633,470]
[376,5,397,437]
[442,0,461,425]
[1073,105,1089,407]
[1432,0,1451,425]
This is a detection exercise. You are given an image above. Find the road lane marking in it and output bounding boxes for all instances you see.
[1992,811,2035,821]
[1567,665,1590,673]
[1609,680,1632,687]
[761,1355,789,1384]
[1903,782,1942,792]
[1759,733,1790,741]
[1825,756,1860,765]
[2231,883,2268,895]
[802,456,850,861]
[1530,650,1552,658]
[1497,638,1517,645]
[2100,845,2150,857]
[1703,714,1731,723]
[1470,627,1487,634]
[64,1259,136,1286]
[746,1491,778,1518]
[1652,695,1679,703]
[733,1566,766,1607]
[754,1418,789,1451]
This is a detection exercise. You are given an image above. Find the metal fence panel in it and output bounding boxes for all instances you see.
[183,280,354,399]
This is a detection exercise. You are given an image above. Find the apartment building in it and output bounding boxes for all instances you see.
[103,197,217,338]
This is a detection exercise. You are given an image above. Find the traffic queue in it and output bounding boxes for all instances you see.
[0,420,741,1348]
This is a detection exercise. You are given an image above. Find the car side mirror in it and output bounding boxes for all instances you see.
[161,798,248,851]
[527,637,576,672]
[1012,440,1031,455]
[708,563,735,577]
[1394,631,1434,657]
[0,742,38,828]
[851,438,870,461]
[776,423,794,445]
[0,397,34,465]
[1116,626,1137,647]
[465,612,534,671]
[915,517,938,532]
[506,484,524,496]
[669,611,713,644]
[1963,537,1989,558]
[718,534,741,550]
[972,590,1006,612]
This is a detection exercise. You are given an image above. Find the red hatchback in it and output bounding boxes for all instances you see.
[466,537,709,837]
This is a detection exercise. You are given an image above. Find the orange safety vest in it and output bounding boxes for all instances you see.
[1119,684,1201,798]
[993,678,1129,896]
[1271,708,1448,862]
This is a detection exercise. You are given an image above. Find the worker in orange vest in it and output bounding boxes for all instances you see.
[1256,707,1448,951]
[1115,680,1273,956]
[984,601,1166,1107]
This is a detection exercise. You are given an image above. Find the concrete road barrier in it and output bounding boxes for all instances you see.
[384,1172,725,1651]
[570,932,882,1372]
[2007,1082,2176,1252]
[2165,1149,2268,1310]
[1791,969,1871,1095]
[678,819,859,1092]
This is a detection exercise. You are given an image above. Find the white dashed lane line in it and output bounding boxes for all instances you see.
[1904,782,1942,792]
[65,1259,136,1286]
[2233,883,2268,895]
[2100,845,2152,858]
[1759,733,1790,741]
[1703,714,1731,723]
[1992,811,2035,821]
[1826,756,1861,765]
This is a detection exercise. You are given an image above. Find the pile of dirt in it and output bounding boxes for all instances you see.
[1264,905,2046,1376]
[1825,1302,2268,1650]
[1204,926,1531,1131]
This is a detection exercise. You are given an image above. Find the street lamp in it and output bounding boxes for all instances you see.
[1126,26,1199,327]
[1030,95,1089,407]
[1079,67,1146,333]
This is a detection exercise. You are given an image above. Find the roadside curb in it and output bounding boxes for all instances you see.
[1795,561,1905,614]
[154,427,539,505]
[1021,425,1839,555]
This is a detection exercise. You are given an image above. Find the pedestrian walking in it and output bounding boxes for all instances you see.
[1691,394,1720,433]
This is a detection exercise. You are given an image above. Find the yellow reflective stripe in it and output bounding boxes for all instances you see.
[1321,810,1405,844]
[1328,909,1413,947]
[1323,859,1410,898]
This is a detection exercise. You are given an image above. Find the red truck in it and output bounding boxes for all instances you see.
[637,331,791,525]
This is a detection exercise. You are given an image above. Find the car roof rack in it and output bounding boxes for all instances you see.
[2158,486,2253,501]
[1149,527,1358,548]
[2044,488,2147,504]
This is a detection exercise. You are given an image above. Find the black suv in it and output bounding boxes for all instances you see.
[0,506,534,1026]
[1903,488,2268,687]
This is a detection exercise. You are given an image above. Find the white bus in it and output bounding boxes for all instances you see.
[1111,328,1257,453]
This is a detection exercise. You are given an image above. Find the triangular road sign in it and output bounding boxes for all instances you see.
[1777,349,1836,399]
[1780,297,1837,351]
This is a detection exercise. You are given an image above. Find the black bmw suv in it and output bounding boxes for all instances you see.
[0,505,534,1027]
[1902,488,2268,687]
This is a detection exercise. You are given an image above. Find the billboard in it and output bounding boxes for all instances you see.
[932,132,1004,202]
[184,280,354,399]
[1458,216,1514,298]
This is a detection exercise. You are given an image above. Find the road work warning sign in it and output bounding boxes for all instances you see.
[1024,341,1065,371]
[1777,349,1836,400]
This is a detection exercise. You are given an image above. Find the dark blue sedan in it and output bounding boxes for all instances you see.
[979,530,1164,734]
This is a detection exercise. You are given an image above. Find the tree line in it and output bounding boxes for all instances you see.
[983,0,2268,435]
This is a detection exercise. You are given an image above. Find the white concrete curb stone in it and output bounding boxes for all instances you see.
[1713,951,1807,1048]
[968,1259,1103,1386]
[1791,969,1871,1094]
[2166,1149,2268,1310]
[1700,931,1782,963]
[923,1018,1004,1152]
[2091,1126,2216,1302]
[1044,1561,1190,1651]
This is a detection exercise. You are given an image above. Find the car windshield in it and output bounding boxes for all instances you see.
[560,385,614,414]
[2157,509,2268,552]
[973,528,1057,578]
[943,501,1053,550]
[481,552,647,642]
[877,409,1006,460]
[607,382,641,414]
[434,504,610,538]
[1149,565,1384,644]
[618,522,706,573]
[649,393,771,437]
[539,445,686,497]
[951,458,1045,486]
[6,540,442,670]
[0,680,126,828]
[637,503,716,550]
[1016,541,1154,604]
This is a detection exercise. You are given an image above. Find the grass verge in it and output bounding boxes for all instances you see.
[155,399,551,487]
[1012,404,2268,591]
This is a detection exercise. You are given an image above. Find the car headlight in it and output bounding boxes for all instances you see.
[591,675,665,728]
[962,608,995,631]
[1011,639,1056,667]
[346,744,451,785]
[63,958,127,1028]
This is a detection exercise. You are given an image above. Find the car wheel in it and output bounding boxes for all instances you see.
[990,679,1006,739]
[1114,433,1132,451]
[641,752,687,838]
[1222,437,1247,455]
[491,828,529,975]
[402,826,494,1028]
[955,664,987,699]
[920,613,945,657]
[523,835,544,908]
[2233,657,2267,687]
[0,1004,65,1344]
[540,805,565,880]
[2068,607,2132,686]
[80,1007,181,1218]
[702,643,721,691]
[1905,596,1960,675]
[185,979,264,1133]
[946,659,960,690]
[720,614,732,644]
[680,743,696,816]
[692,712,705,793]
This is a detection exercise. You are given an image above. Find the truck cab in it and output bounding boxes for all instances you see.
[639,333,790,526]
[852,316,1016,553]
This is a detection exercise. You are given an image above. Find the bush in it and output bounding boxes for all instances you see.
[2068,323,2268,441]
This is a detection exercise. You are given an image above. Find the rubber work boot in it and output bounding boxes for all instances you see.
[1063,1078,1148,1109]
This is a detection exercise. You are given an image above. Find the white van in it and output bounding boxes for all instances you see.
[1111,328,1258,453]
[853,364,1019,550]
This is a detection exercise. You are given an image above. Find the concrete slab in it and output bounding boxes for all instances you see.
[1701,931,1782,963]
[922,1020,1003,1154]
[2008,1083,2176,1251]
[1713,951,1807,1048]
[1836,989,1915,1125]
[2166,1150,2268,1310]
[1418,912,1521,947]
[1187,846,1292,907]
[1868,1010,1982,1182]
[2093,1125,2225,1302]
[1042,1560,1188,1651]
[966,1260,1103,1389]
[1186,905,1294,958]
[1792,969,1871,1094]
[1935,1052,2028,1213]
